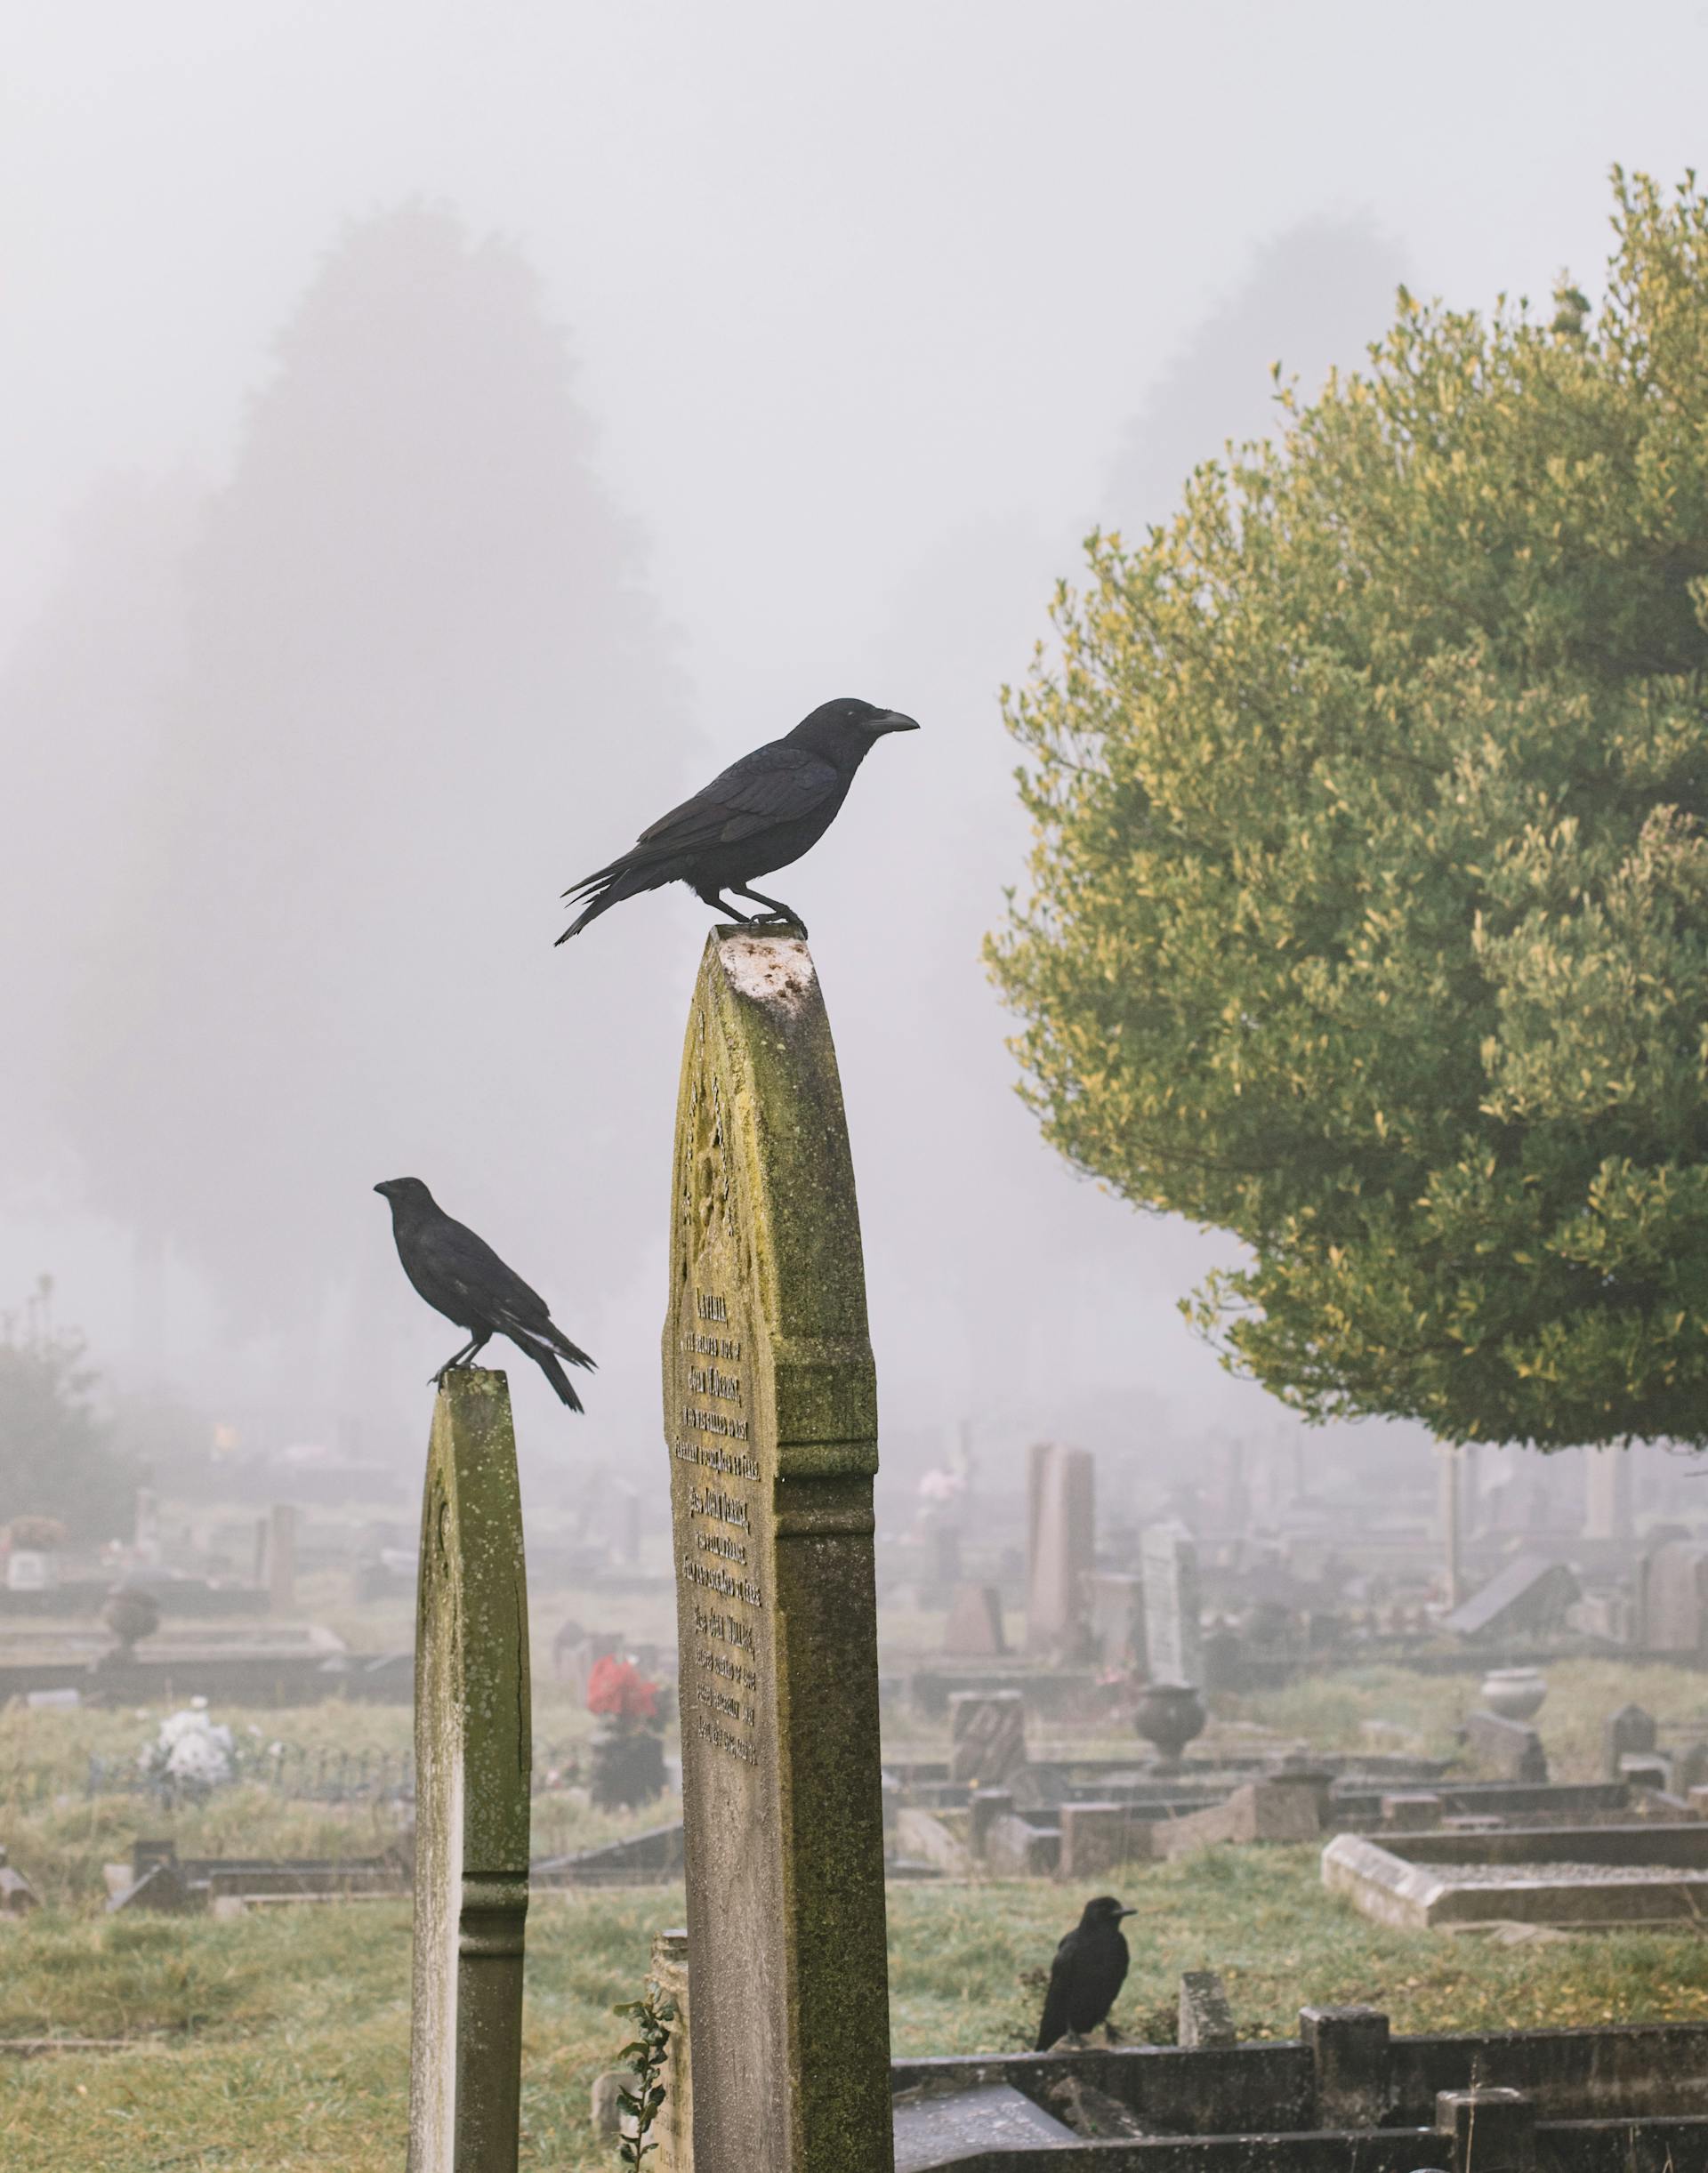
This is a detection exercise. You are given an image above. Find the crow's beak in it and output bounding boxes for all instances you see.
[874,710,921,735]
[1117,1908,1136,1918]
[373,1183,390,1197]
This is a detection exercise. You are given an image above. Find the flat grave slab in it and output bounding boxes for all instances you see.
[892,2078,1077,2170]
[1324,1830,1708,1929]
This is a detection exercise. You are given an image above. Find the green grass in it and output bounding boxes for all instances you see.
[1220,1656,1708,1779]
[8,1851,1708,2170]
[5,1655,1708,2166]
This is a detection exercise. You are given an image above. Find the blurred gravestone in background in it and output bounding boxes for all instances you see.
[1140,1521,1202,1688]
[1025,1441,1093,1659]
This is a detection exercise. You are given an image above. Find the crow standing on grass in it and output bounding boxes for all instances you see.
[556,696,920,942]
[1035,1895,1136,2051]
[374,1179,595,1412]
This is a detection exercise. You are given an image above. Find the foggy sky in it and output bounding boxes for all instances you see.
[4,4,1706,1498]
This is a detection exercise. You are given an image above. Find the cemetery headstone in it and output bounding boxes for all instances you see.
[1640,1541,1708,1656]
[1025,1441,1094,1656]
[1178,1970,1237,2049]
[947,1690,1027,1786]
[649,1926,692,2173]
[263,1503,297,1612]
[1583,1447,1633,1541]
[559,1628,622,1698]
[1086,1571,1146,1672]
[1438,1445,1464,1609]
[941,1583,1006,1657]
[589,2072,630,2145]
[1603,1703,1657,1780]
[5,1550,52,1592]
[1465,1709,1548,1783]
[133,1487,161,1565]
[664,929,891,2173]
[550,1617,586,1678]
[1140,1521,1203,1686]
[0,1848,38,1916]
[407,1371,530,2173]
[1442,1554,1579,1642]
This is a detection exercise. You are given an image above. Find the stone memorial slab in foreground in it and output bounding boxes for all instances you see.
[665,928,892,2173]
[407,1371,531,2173]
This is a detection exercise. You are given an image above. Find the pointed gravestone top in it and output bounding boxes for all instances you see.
[665,928,892,2173]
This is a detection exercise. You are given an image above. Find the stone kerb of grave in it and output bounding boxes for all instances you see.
[664,928,892,2173]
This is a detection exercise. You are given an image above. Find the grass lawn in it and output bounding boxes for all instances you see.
[6,1847,1708,2171]
[4,1656,1707,2167]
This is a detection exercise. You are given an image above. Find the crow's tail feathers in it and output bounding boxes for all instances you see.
[541,1320,597,1372]
[512,1332,585,1412]
[533,1348,585,1412]
[555,887,620,944]
[555,855,667,943]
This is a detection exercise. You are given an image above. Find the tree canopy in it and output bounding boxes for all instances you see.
[0,1281,136,1540]
[989,172,1708,1450]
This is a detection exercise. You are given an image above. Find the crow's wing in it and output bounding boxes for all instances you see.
[420,1215,553,1331]
[637,742,841,849]
[564,742,842,897]
[1035,1936,1078,2052]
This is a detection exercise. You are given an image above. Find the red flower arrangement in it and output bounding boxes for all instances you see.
[585,1654,660,1725]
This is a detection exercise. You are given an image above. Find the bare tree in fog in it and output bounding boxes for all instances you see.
[1104,216,1404,531]
[0,475,201,1192]
[51,206,689,1417]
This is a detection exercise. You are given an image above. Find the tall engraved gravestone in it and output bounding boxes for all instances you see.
[665,928,892,2173]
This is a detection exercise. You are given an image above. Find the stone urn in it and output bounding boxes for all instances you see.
[1480,1666,1547,1723]
[1133,1680,1207,1762]
[101,1583,162,1661]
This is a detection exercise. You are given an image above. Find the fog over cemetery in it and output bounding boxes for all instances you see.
[10,9,1708,2173]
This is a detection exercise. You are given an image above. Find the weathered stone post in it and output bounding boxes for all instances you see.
[665,929,893,2173]
[407,1370,531,2173]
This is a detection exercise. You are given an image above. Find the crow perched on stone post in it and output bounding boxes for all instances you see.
[1035,1895,1136,2051]
[556,696,919,942]
[374,1178,594,1412]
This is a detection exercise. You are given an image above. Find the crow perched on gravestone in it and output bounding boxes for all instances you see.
[1035,1895,1136,2051]
[374,1178,595,1412]
[556,696,919,942]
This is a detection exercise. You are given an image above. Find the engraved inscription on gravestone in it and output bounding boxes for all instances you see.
[664,928,892,2173]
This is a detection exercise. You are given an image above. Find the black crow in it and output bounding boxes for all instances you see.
[374,1178,595,1412]
[556,695,919,942]
[1035,1895,1136,2051]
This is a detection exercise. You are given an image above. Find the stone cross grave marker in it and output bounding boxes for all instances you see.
[665,929,893,2173]
[407,1370,531,2173]
[1140,1520,1202,1687]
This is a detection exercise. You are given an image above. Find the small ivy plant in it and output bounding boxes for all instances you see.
[611,1980,677,2167]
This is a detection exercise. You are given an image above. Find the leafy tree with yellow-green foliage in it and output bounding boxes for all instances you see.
[990,172,1708,1449]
